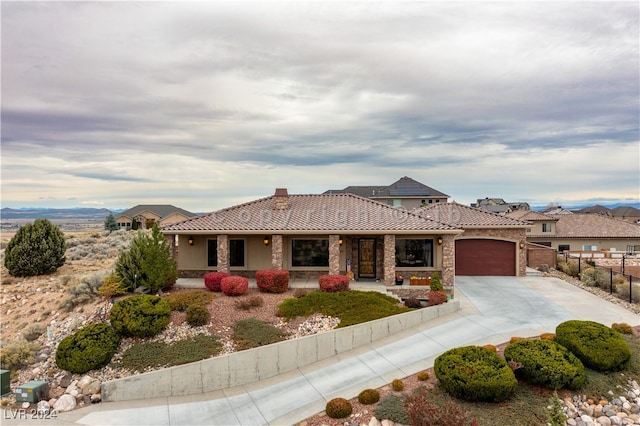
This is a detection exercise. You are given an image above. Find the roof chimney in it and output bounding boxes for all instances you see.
[273,188,289,210]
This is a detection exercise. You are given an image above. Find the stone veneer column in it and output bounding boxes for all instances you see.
[441,234,455,295]
[217,234,229,273]
[271,234,283,270]
[383,234,396,286]
[329,234,340,275]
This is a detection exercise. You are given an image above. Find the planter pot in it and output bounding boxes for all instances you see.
[410,278,431,286]
[395,279,404,286]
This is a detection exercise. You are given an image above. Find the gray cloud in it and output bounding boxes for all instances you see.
[1,1,638,211]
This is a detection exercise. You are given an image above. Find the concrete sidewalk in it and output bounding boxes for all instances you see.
[8,274,639,426]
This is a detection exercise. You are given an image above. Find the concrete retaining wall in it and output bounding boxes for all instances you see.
[102,300,460,402]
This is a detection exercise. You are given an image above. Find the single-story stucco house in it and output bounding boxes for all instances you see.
[162,189,534,289]
[115,205,197,230]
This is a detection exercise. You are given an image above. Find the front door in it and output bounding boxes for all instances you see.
[358,238,376,279]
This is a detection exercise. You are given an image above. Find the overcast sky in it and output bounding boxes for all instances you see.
[2,1,638,212]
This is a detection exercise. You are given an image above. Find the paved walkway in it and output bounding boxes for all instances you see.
[7,273,639,426]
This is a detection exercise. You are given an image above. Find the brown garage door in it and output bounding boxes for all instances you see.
[455,239,516,276]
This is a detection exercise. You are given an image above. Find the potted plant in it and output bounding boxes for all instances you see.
[395,274,404,285]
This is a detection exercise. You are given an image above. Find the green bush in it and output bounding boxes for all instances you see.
[434,345,518,402]
[165,290,214,311]
[504,339,585,390]
[55,323,120,374]
[109,294,171,338]
[186,304,210,327]
[374,394,409,424]
[4,218,66,277]
[555,320,631,371]
[115,225,177,292]
[0,340,40,370]
[580,267,609,288]
[232,318,287,350]
[357,388,380,405]
[325,397,352,418]
[430,271,444,291]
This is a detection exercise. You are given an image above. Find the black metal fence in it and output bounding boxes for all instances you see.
[558,253,638,304]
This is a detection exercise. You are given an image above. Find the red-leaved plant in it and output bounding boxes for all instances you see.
[427,290,448,306]
[319,275,350,293]
[256,270,290,293]
[220,276,248,296]
[204,272,230,292]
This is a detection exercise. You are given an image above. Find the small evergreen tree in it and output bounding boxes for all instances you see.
[430,271,444,291]
[114,224,177,292]
[4,218,66,277]
[104,213,118,232]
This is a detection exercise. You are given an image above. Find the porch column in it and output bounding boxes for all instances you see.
[329,234,340,275]
[271,234,283,270]
[217,234,229,273]
[383,235,396,286]
[441,234,455,296]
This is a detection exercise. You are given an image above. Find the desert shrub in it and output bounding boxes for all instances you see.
[615,281,640,303]
[559,259,579,277]
[220,276,248,296]
[185,304,210,327]
[165,290,214,311]
[434,345,518,402]
[510,336,525,344]
[540,333,556,341]
[325,397,352,419]
[405,386,479,426]
[611,323,634,335]
[580,267,609,288]
[59,271,107,312]
[430,271,444,291]
[404,297,422,308]
[23,323,46,342]
[235,296,264,311]
[391,378,404,391]
[114,225,177,292]
[357,388,380,404]
[293,288,310,298]
[416,370,430,381]
[318,274,350,293]
[427,290,447,306]
[482,344,497,353]
[203,272,230,292]
[504,339,586,390]
[256,269,290,293]
[555,320,631,371]
[232,318,287,350]
[55,323,120,374]
[109,294,171,338]
[98,273,128,298]
[374,394,409,424]
[4,218,66,277]
[0,340,40,370]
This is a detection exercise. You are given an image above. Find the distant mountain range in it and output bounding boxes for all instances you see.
[0,207,121,220]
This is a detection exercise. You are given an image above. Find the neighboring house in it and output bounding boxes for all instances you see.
[508,210,559,237]
[324,176,449,210]
[471,197,530,214]
[417,203,529,276]
[574,205,640,224]
[574,205,611,216]
[541,206,574,215]
[161,189,462,287]
[115,205,197,230]
[506,212,640,253]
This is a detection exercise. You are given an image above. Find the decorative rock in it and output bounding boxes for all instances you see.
[381,420,394,426]
[82,380,101,396]
[90,393,101,403]
[68,389,79,397]
[37,400,50,414]
[53,394,76,412]
[76,375,93,390]
[368,417,382,426]
[596,416,612,426]
[59,373,73,388]
[21,402,30,409]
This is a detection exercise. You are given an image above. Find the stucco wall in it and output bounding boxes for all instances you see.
[528,238,638,252]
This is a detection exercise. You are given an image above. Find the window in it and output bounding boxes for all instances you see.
[291,239,329,267]
[395,239,433,267]
[542,223,553,232]
[582,245,597,251]
[207,239,245,267]
[558,245,570,252]
[526,227,531,233]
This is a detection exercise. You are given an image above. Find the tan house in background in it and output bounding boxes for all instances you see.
[115,205,197,230]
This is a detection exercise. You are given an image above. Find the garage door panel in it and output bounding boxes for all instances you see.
[456,239,515,276]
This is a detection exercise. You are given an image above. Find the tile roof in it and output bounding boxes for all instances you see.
[507,210,558,222]
[415,202,530,228]
[552,214,640,239]
[162,192,460,234]
[117,205,197,219]
[324,176,449,198]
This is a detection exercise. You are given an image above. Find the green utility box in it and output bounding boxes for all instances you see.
[15,381,49,403]
[0,370,10,397]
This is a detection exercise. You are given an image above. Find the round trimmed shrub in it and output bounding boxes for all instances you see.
[404,297,422,309]
[434,345,518,402]
[325,397,352,419]
[186,304,210,327]
[504,339,586,390]
[109,294,171,337]
[204,272,230,292]
[256,270,290,293]
[427,290,447,306]
[220,276,248,296]
[611,323,634,335]
[555,320,631,371]
[391,378,404,391]
[318,274,350,293]
[55,323,120,374]
[416,370,430,381]
[358,388,380,405]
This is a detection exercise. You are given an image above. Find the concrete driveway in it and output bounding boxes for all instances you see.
[9,274,639,426]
